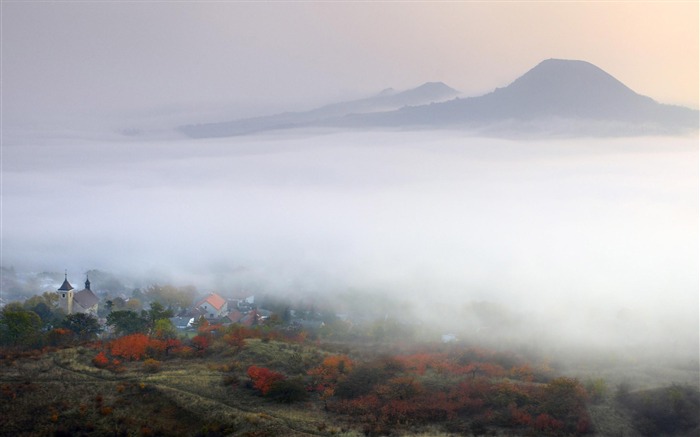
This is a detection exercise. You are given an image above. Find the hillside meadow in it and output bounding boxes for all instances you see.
[1,320,698,437]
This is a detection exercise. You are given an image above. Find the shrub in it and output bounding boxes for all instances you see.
[247,366,285,395]
[267,378,309,403]
[109,334,150,361]
[533,413,563,433]
[143,358,161,373]
[191,335,210,353]
[92,351,109,368]
[335,364,384,399]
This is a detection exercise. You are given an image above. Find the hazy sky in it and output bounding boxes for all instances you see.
[2,1,698,128]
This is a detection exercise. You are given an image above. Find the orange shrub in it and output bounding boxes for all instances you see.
[191,334,210,352]
[92,351,109,368]
[109,334,150,361]
[247,366,285,395]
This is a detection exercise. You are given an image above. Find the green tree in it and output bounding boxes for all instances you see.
[153,318,177,340]
[112,296,127,310]
[143,301,173,330]
[106,310,148,336]
[62,313,101,341]
[22,292,61,327]
[0,303,42,347]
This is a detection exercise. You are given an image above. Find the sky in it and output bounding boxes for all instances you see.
[2,1,698,130]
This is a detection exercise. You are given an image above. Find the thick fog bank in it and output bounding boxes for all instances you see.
[2,130,697,358]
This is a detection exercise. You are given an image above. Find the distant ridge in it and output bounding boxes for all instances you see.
[179,82,460,138]
[179,59,698,138]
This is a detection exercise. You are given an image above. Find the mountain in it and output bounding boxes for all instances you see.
[179,59,698,138]
[179,82,460,138]
[334,59,698,135]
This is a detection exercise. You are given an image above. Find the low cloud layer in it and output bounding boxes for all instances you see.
[3,129,697,358]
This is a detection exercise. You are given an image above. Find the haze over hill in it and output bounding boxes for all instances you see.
[180,59,698,138]
[179,82,459,138]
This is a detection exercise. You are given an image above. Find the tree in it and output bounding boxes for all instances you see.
[143,302,173,333]
[22,292,61,328]
[111,297,127,310]
[106,310,148,336]
[153,318,177,340]
[0,304,42,347]
[62,313,101,341]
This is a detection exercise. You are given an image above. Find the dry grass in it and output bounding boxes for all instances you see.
[2,338,695,436]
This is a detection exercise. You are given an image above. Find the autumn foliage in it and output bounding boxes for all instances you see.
[82,314,593,436]
[96,333,185,363]
[109,334,151,361]
[247,366,286,395]
[92,351,109,368]
[318,351,591,435]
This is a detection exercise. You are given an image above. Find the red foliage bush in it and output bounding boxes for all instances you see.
[191,334,210,352]
[92,351,109,368]
[533,413,564,433]
[247,366,285,395]
[109,334,150,361]
[508,403,532,426]
[309,355,353,383]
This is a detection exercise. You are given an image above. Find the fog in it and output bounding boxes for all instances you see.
[3,129,698,361]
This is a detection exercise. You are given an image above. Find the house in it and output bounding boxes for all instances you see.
[169,316,194,330]
[196,292,228,319]
[239,310,261,327]
[230,294,255,311]
[57,273,99,317]
[226,310,244,324]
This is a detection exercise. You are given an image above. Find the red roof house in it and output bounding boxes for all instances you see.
[196,292,228,319]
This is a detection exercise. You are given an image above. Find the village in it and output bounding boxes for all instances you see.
[48,272,334,338]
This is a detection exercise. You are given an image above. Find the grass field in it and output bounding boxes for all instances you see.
[1,338,698,436]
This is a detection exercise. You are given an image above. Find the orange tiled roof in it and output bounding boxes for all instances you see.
[198,293,226,311]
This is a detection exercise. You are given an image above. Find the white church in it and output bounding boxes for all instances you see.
[57,273,99,316]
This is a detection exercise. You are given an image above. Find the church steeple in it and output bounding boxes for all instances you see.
[58,271,74,291]
[57,270,74,314]
[85,275,91,291]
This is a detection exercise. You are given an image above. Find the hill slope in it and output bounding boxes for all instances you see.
[179,82,460,138]
[338,59,698,135]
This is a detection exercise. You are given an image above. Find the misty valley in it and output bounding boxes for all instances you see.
[2,129,698,436]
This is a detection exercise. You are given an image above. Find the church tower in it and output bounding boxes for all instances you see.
[57,271,74,314]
